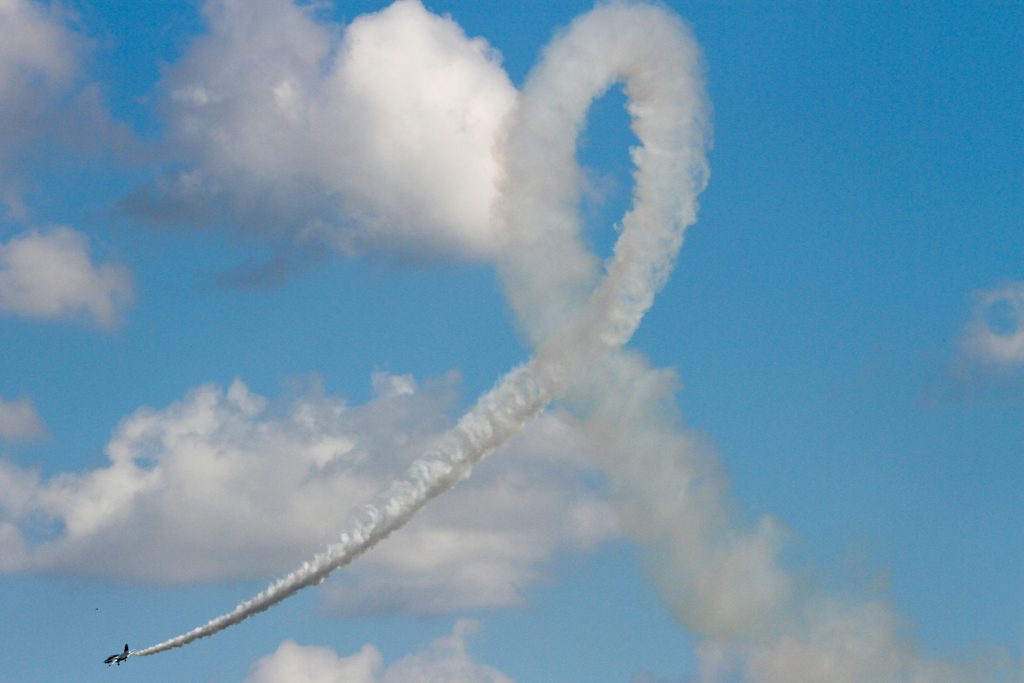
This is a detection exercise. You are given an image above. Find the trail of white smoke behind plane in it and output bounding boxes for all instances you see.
[135,2,709,656]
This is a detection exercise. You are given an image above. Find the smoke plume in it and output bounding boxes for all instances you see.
[126,4,1020,680]
[135,1,709,656]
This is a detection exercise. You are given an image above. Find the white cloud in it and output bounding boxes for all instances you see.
[925,281,1024,401]
[126,0,516,270]
[693,598,1011,683]
[0,0,80,216]
[243,619,513,683]
[959,282,1024,366]
[0,396,46,442]
[0,0,75,94]
[0,373,616,612]
[0,228,134,328]
[246,641,382,683]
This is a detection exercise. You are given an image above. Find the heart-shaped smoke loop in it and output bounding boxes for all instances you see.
[136,2,710,656]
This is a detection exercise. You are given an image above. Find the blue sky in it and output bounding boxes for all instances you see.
[0,1,1021,682]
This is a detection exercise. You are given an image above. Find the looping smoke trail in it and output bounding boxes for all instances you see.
[135,1,709,657]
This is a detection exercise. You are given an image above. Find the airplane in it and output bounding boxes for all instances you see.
[104,644,131,666]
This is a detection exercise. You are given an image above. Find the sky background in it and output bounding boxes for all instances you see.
[0,1,1021,682]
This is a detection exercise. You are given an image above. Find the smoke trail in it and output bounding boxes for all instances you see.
[568,351,1019,683]
[135,2,709,657]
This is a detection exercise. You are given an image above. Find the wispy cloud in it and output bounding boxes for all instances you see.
[0,0,80,217]
[926,281,1024,402]
[959,282,1024,367]
[0,396,47,442]
[0,228,134,329]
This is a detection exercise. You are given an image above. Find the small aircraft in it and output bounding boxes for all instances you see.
[104,644,131,666]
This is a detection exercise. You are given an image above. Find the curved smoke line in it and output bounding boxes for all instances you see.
[136,2,709,656]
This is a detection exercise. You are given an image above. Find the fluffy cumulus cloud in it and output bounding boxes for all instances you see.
[321,405,616,615]
[0,0,80,215]
[243,619,513,683]
[125,0,516,274]
[0,227,134,328]
[0,396,46,442]
[0,372,616,613]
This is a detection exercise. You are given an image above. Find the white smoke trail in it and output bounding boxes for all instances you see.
[135,2,709,657]
[570,350,1020,682]
[549,250,1019,681]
